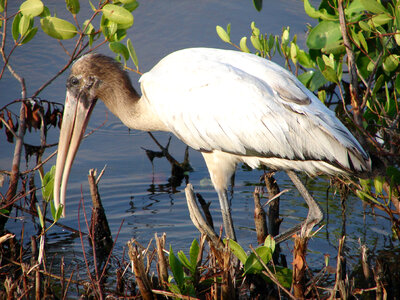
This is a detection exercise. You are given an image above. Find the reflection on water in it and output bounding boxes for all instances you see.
[0,0,392,286]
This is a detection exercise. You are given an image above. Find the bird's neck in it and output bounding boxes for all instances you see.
[102,81,168,132]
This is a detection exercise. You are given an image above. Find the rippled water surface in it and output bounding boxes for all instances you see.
[1,0,393,281]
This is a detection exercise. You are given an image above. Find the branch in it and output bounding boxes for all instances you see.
[338,0,362,128]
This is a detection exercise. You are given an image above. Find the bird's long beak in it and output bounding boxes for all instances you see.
[54,89,97,216]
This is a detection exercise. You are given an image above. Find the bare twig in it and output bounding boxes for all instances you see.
[185,184,224,250]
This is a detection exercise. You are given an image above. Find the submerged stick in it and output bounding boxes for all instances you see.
[253,187,268,244]
[264,173,282,237]
[292,235,308,299]
[88,169,113,262]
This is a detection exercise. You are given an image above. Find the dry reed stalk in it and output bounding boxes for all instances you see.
[155,233,168,288]
[329,236,347,300]
[127,239,155,300]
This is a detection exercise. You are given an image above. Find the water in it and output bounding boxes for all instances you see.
[0,0,393,287]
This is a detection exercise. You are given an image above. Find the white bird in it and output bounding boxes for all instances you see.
[54,48,371,241]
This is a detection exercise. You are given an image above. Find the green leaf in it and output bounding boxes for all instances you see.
[244,246,272,274]
[127,38,139,69]
[21,27,38,44]
[89,0,96,11]
[177,251,193,273]
[322,53,335,69]
[359,20,371,32]
[54,204,63,221]
[383,54,399,73]
[83,19,94,35]
[267,34,275,52]
[396,3,400,29]
[101,16,118,38]
[359,178,372,193]
[360,0,387,14]
[50,195,56,218]
[370,13,392,27]
[19,14,31,37]
[169,245,184,288]
[102,4,133,26]
[317,56,339,83]
[384,84,396,116]
[124,0,139,12]
[41,165,56,202]
[0,208,10,215]
[395,31,400,46]
[216,25,231,43]
[322,39,346,55]
[224,239,248,264]
[290,42,298,65]
[297,49,313,68]
[253,0,262,11]
[303,0,337,20]
[118,0,136,3]
[309,69,328,90]
[351,27,360,48]
[271,266,292,289]
[346,0,367,18]
[372,74,384,95]
[20,0,44,17]
[250,35,263,52]
[374,176,384,195]
[358,31,368,52]
[39,6,50,17]
[356,190,381,205]
[189,239,199,269]
[264,235,275,253]
[306,21,342,50]
[167,282,181,296]
[36,204,44,228]
[303,0,321,19]
[251,21,260,37]
[318,89,327,103]
[298,70,314,87]
[387,166,400,185]
[322,66,339,83]
[40,16,77,40]
[0,0,4,13]
[66,0,80,15]
[239,37,251,53]
[395,74,400,94]
[109,42,129,61]
[281,27,290,46]
[12,13,21,41]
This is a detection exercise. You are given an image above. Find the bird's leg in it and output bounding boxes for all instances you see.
[274,170,323,244]
[201,151,238,241]
[217,189,237,241]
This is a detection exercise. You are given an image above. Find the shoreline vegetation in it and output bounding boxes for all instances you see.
[1,0,399,298]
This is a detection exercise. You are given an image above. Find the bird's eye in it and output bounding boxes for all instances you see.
[70,77,79,86]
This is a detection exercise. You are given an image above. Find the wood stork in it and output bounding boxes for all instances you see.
[53,48,371,241]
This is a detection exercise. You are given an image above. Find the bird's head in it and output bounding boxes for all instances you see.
[53,53,135,215]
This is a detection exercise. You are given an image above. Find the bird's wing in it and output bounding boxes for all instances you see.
[140,48,369,173]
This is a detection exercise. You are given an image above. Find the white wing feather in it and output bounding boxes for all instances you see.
[140,48,370,175]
